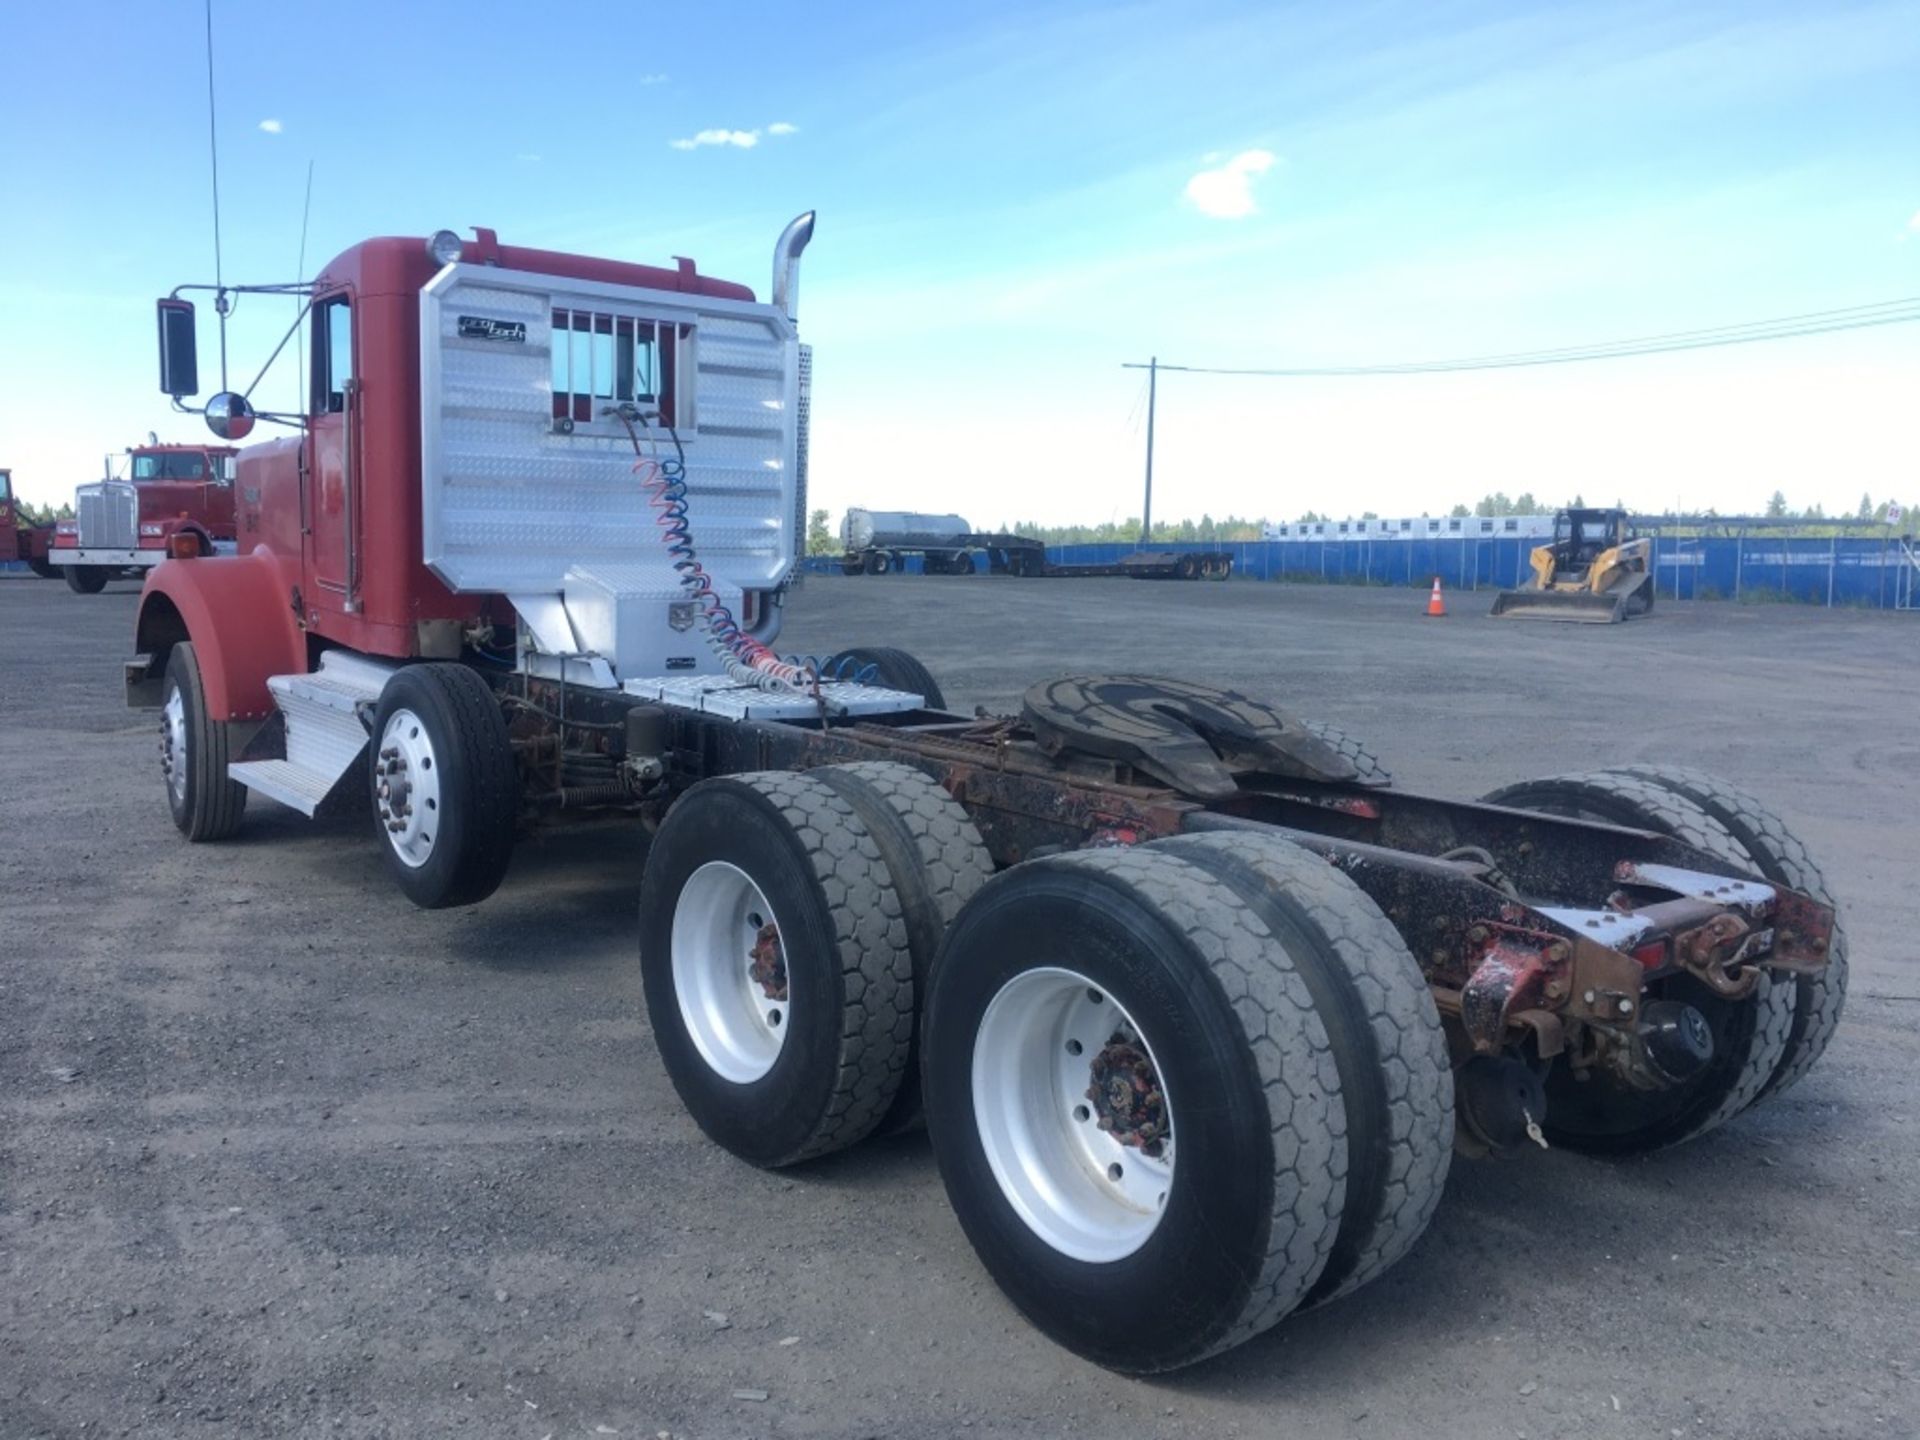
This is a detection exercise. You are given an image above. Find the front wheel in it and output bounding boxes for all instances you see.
[161,641,247,841]
[369,664,518,909]
[923,847,1347,1372]
[64,565,108,594]
[28,557,57,580]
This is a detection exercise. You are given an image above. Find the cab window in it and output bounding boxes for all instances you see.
[312,296,353,415]
[132,452,209,481]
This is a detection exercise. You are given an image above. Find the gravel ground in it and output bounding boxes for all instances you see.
[3,572,1916,1440]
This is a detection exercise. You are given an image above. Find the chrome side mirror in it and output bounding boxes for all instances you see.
[205,391,255,441]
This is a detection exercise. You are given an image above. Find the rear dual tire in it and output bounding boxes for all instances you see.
[1482,766,1837,1151]
[924,839,1451,1371]
[639,772,918,1166]
[925,847,1349,1372]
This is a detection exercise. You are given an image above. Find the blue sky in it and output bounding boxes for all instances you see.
[3,0,1917,524]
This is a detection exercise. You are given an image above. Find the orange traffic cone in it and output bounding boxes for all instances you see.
[1425,576,1447,617]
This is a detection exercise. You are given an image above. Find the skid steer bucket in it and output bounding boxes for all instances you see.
[1491,569,1651,624]
[1490,586,1627,622]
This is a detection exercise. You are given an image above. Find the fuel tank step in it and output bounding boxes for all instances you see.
[228,651,395,815]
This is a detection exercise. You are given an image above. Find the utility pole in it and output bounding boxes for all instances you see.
[1123,357,1158,542]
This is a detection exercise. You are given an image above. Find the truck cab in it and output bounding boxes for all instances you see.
[52,443,238,593]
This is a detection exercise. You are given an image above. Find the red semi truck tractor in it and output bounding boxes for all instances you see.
[51,442,238,593]
[124,218,1845,1374]
[0,468,57,577]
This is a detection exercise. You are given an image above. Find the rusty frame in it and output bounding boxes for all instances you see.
[493,676,1836,1067]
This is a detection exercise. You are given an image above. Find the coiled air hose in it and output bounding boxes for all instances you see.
[613,409,819,697]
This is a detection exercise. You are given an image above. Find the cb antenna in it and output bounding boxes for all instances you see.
[202,0,228,390]
[295,159,314,406]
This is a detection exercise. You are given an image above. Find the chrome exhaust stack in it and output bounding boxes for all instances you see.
[771,211,816,322]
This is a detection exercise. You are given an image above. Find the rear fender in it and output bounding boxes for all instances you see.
[131,548,305,722]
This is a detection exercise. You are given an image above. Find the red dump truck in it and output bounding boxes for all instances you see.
[51,442,238,593]
[122,216,1845,1374]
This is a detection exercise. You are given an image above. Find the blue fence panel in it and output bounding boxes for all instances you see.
[810,532,1913,608]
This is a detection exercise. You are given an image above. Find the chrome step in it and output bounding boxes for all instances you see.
[227,758,346,815]
[229,651,394,815]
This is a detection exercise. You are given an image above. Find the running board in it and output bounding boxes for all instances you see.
[228,651,395,815]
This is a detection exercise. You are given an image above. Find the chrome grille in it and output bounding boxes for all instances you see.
[76,482,137,549]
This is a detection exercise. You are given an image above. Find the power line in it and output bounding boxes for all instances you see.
[1125,296,1920,379]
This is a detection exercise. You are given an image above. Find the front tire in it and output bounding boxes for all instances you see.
[28,557,56,580]
[64,565,108,594]
[369,664,518,909]
[638,773,915,1166]
[161,641,247,841]
[923,847,1347,1372]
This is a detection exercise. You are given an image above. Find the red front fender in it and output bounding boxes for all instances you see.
[133,548,306,723]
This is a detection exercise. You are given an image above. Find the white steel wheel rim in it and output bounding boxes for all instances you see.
[671,861,790,1085]
[375,707,442,869]
[972,967,1176,1263]
[161,684,188,806]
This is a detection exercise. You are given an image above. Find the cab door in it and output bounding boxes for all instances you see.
[306,291,360,611]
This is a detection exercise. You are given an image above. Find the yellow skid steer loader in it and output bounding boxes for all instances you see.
[1491,507,1654,623]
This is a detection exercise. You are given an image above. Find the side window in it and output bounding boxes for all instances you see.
[313,296,353,415]
[0,471,11,502]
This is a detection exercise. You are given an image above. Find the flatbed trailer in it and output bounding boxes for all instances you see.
[123,215,1847,1375]
[842,531,1233,581]
[1040,547,1233,580]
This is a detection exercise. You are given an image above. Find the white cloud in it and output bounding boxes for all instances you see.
[670,128,761,151]
[1183,149,1277,220]
[258,118,282,134]
[668,123,800,151]
[1906,209,1920,237]
[639,73,668,86]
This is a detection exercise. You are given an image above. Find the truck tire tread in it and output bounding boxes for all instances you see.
[1480,769,1795,1148]
[1613,764,1845,1099]
[1155,832,1450,1303]
[810,761,994,1133]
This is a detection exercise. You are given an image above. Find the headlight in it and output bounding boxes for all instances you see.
[426,229,465,265]
[140,523,165,536]
[56,523,77,535]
